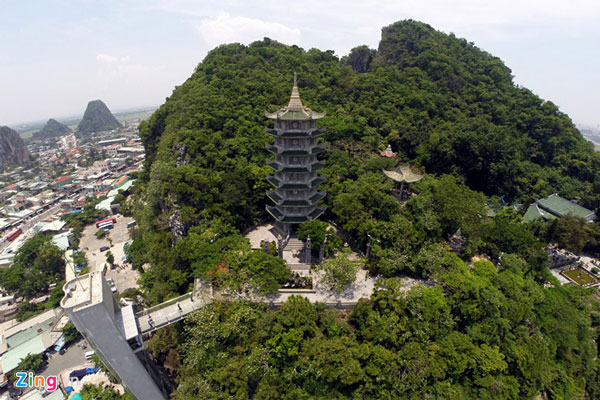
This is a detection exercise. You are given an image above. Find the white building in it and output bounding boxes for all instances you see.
[61,134,78,151]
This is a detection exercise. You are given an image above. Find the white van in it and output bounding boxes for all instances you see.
[85,350,95,360]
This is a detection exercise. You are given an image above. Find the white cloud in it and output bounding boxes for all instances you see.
[196,12,301,47]
[95,53,164,80]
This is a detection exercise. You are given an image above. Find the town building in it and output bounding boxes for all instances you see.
[92,160,110,174]
[265,74,326,234]
[53,175,73,189]
[0,309,65,385]
[106,144,120,157]
[61,134,78,151]
[97,138,127,147]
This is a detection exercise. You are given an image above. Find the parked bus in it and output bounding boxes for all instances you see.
[95,217,117,228]
[98,222,114,230]
[6,228,22,242]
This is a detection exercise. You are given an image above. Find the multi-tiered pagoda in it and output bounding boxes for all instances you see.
[265,74,326,233]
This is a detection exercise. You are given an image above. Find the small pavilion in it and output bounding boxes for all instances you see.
[383,165,425,201]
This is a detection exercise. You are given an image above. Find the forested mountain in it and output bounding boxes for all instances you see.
[129,20,600,399]
[33,118,71,140]
[77,99,122,134]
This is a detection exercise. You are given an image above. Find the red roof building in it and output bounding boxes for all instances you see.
[380,144,397,158]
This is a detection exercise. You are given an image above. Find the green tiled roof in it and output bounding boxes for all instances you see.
[522,204,556,223]
[1,335,46,373]
[308,207,326,220]
[266,128,326,138]
[266,191,282,203]
[266,206,283,219]
[523,194,596,223]
[537,194,595,219]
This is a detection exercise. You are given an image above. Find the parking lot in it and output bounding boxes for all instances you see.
[42,338,92,379]
[79,215,140,293]
[80,215,133,272]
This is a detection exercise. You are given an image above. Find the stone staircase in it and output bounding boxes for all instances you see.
[284,238,304,252]
[282,237,310,272]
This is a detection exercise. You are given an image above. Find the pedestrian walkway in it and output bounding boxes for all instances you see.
[137,294,207,334]
[136,279,213,334]
[134,273,428,335]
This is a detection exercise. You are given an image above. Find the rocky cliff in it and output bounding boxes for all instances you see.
[0,126,31,167]
[33,118,71,140]
[77,100,122,134]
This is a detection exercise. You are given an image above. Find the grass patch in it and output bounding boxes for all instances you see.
[563,267,598,286]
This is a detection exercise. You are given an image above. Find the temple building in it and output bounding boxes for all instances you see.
[265,74,326,233]
[383,165,425,201]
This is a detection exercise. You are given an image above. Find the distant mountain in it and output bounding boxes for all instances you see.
[578,126,600,150]
[32,118,71,140]
[77,100,122,134]
[0,126,31,167]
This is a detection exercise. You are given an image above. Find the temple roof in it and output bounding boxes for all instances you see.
[383,165,425,183]
[265,73,326,121]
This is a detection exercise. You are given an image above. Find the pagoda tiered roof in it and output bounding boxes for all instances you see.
[265,73,325,121]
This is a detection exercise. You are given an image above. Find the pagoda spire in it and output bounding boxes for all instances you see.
[265,73,325,120]
[287,72,304,110]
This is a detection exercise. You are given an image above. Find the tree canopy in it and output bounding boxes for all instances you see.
[127,19,600,399]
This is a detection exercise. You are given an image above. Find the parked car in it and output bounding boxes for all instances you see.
[99,246,109,252]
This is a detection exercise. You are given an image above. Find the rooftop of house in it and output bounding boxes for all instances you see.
[55,176,71,184]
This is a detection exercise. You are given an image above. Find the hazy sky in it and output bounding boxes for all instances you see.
[1,0,599,126]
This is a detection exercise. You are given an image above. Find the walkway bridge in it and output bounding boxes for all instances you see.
[134,278,362,336]
[135,278,213,335]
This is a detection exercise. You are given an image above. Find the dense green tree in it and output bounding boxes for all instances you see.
[544,215,591,254]
[316,249,365,293]
[127,19,600,399]
[13,353,44,375]
[106,251,115,266]
[79,384,135,400]
[0,233,65,298]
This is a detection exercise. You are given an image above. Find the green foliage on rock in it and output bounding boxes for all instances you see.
[134,19,599,301]
[127,19,600,399]
[170,253,599,399]
[77,99,122,134]
[33,118,71,140]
